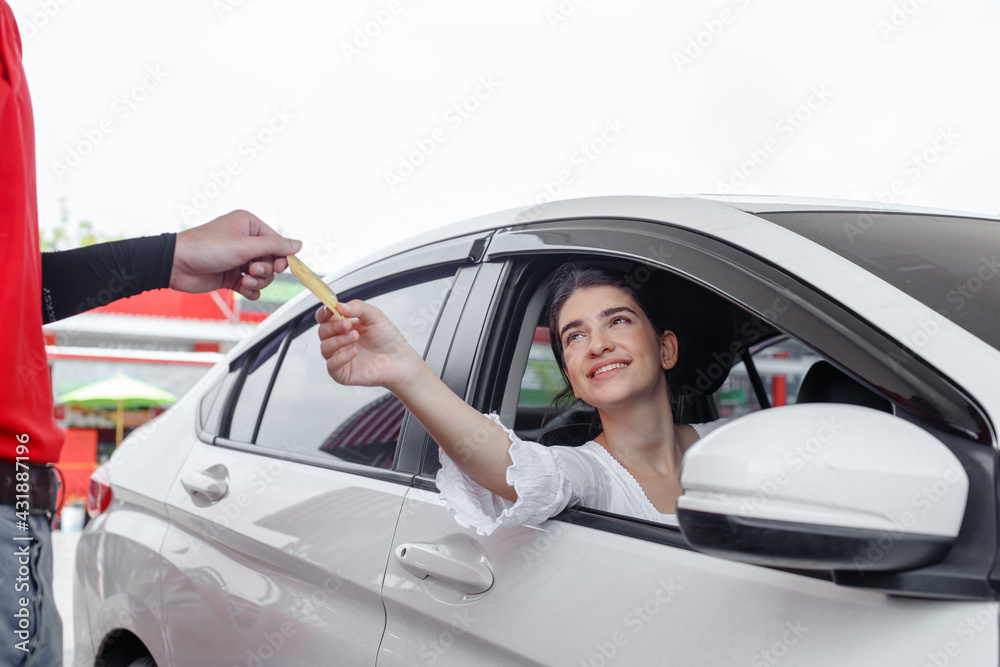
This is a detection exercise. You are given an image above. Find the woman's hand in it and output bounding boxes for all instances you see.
[316,299,421,391]
[317,298,517,500]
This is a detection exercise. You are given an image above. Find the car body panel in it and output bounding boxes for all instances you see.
[98,364,225,512]
[73,375,210,665]
[158,440,406,666]
[379,489,999,666]
[73,505,170,665]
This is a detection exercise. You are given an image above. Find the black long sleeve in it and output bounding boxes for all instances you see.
[40,233,176,323]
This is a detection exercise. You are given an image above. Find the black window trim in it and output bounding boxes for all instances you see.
[217,325,291,442]
[251,325,294,443]
[212,434,417,486]
[394,263,484,474]
[412,259,510,482]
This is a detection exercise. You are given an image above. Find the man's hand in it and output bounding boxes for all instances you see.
[169,210,302,299]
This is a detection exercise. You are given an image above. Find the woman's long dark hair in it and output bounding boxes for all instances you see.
[545,262,685,429]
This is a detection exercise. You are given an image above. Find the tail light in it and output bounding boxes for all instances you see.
[87,462,113,519]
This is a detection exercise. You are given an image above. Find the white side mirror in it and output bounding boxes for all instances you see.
[677,404,968,571]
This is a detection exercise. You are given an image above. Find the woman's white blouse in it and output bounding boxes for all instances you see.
[436,413,728,536]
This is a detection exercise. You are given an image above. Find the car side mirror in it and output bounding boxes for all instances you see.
[676,404,968,572]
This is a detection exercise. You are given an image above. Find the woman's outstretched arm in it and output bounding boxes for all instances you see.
[317,300,517,501]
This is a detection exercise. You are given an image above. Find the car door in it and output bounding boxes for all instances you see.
[377,214,1000,666]
[158,236,485,667]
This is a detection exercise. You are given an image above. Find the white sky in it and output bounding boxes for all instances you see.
[11,0,1000,273]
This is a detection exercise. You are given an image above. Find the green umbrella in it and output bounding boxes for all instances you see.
[58,373,177,444]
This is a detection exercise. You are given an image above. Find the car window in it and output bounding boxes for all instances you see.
[228,331,287,443]
[716,337,821,418]
[503,261,751,449]
[513,326,569,441]
[760,211,1000,353]
[251,272,456,468]
[512,309,833,439]
[202,353,250,439]
[448,254,904,531]
[199,372,230,436]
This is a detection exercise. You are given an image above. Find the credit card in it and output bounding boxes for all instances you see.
[287,255,342,319]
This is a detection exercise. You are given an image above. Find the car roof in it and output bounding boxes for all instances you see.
[324,195,997,284]
[692,194,998,218]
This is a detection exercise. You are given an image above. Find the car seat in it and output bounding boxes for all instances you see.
[795,360,892,413]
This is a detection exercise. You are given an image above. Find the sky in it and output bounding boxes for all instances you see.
[10,0,1000,273]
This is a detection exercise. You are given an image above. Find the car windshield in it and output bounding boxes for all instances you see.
[760,211,1000,353]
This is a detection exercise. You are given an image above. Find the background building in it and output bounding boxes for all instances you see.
[43,274,301,502]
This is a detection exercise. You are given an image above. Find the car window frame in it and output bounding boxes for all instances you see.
[197,232,491,485]
[419,216,999,599]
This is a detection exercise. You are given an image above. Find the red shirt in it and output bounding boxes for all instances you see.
[1,1,65,463]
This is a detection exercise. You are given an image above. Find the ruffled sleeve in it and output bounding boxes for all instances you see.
[435,413,576,536]
[692,417,729,439]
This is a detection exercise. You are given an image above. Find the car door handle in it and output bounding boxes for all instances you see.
[395,543,493,594]
[181,466,229,504]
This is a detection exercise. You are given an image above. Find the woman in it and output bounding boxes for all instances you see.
[316,263,727,534]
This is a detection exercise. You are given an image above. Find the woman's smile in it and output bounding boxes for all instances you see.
[589,359,631,380]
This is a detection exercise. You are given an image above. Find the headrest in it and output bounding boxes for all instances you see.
[796,360,892,413]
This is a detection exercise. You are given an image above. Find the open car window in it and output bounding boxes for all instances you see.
[504,258,768,449]
[467,254,906,529]
[513,326,568,442]
[507,266,901,433]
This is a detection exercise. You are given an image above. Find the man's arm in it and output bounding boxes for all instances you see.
[41,210,301,322]
[41,233,175,322]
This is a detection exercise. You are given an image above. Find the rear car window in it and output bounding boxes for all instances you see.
[760,211,1000,352]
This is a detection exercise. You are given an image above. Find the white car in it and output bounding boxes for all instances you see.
[76,196,1000,666]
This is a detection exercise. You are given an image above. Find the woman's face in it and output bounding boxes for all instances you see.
[556,285,677,410]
